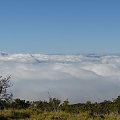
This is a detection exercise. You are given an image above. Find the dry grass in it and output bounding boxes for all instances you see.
[0,109,120,120]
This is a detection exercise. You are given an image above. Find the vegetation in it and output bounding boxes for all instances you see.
[1,76,120,119]
[1,96,120,119]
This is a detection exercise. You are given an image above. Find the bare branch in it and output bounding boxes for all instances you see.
[0,76,12,101]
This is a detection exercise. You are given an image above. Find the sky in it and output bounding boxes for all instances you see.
[0,0,120,54]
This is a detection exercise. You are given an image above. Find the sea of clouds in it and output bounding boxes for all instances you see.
[1,53,120,103]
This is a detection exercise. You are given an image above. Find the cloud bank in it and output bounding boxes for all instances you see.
[1,53,120,103]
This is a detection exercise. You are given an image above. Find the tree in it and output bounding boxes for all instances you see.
[0,76,12,101]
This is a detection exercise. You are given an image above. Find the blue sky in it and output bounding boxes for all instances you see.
[0,0,120,54]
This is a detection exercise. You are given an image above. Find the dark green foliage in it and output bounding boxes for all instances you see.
[11,99,30,109]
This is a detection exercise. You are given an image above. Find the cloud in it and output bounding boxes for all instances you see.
[1,53,120,103]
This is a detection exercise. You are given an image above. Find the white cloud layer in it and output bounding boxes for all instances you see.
[1,53,120,103]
